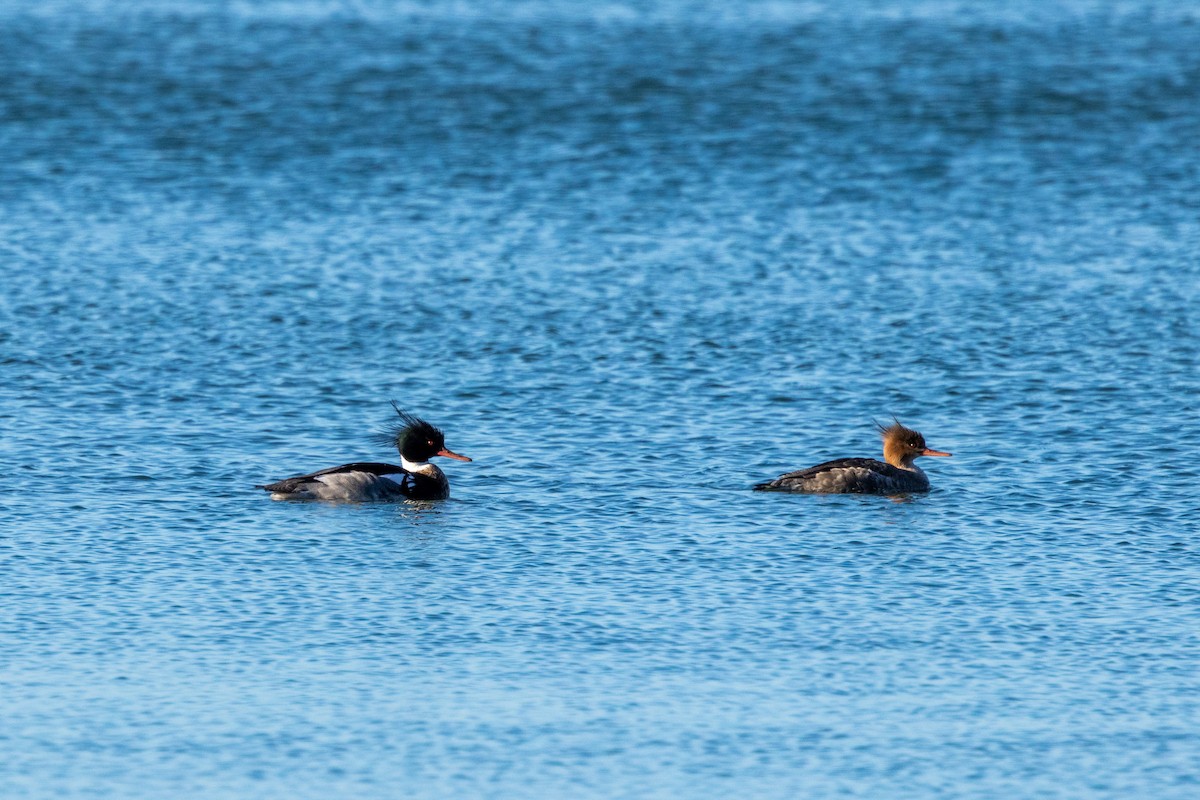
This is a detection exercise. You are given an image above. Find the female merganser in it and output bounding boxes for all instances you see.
[257,404,471,501]
[753,420,951,494]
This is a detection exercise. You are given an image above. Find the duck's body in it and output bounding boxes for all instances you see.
[258,406,469,502]
[258,459,452,502]
[754,421,950,495]
[756,457,932,494]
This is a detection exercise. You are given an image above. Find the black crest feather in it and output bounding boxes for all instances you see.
[372,401,445,452]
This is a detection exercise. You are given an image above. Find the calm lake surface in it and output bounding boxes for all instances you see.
[2,1,1198,797]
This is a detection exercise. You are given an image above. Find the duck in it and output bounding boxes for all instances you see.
[257,403,471,501]
[753,420,951,494]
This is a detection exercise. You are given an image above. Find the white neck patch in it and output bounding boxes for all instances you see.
[401,456,437,475]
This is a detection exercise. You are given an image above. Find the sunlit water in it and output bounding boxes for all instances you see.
[2,1,1198,797]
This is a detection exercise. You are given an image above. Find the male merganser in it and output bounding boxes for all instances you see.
[257,404,471,501]
[753,420,951,494]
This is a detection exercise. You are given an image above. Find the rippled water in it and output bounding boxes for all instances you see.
[2,1,1198,797]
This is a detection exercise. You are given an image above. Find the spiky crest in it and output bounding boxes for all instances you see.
[370,401,445,455]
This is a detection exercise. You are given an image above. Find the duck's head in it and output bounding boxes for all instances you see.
[383,403,471,464]
[879,419,951,468]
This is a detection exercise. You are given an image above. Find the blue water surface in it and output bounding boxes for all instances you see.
[1,1,1198,797]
